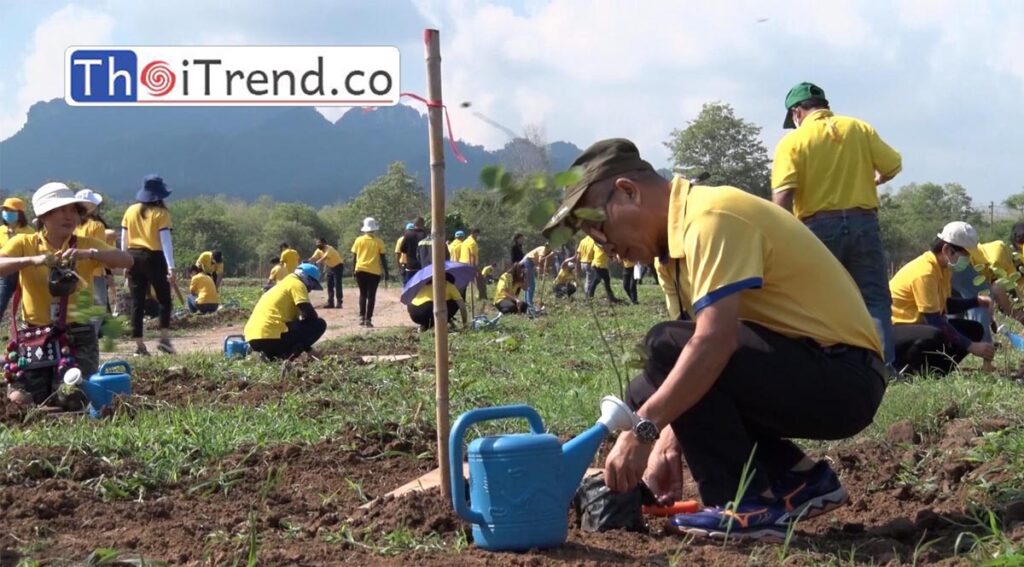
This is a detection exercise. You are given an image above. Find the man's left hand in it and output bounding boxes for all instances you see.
[603,431,653,493]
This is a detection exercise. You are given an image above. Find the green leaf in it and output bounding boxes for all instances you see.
[497,169,514,191]
[973,275,988,286]
[552,168,584,189]
[1010,272,1021,282]
[547,226,573,248]
[573,207,606,222]
[527,200,558,229]
[479,165,502,188]
[499,184,525,206]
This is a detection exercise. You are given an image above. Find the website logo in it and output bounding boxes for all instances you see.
[65,46,400,106]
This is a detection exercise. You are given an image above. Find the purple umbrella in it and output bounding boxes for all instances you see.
[401,261,477,305]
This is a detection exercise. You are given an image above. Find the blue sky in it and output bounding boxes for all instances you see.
[1,0,1022,205]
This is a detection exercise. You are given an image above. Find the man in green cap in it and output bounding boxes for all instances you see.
[772,82,902,368]
[544,138,887,541]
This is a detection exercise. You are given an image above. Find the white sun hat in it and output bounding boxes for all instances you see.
[361,217,380,232]
[32,182,96,217]
[937,221,979,250]
[75,188,104,208]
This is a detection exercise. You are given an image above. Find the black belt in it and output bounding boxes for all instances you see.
[802,207,877,223]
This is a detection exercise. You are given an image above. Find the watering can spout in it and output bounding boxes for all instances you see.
[559,396,637,502]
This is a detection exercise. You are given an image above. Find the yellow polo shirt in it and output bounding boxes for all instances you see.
[666,176,881,355]
[577,236,595,264]
[555,267,575,285]
[459,236,478,265]
[411,281,461,307]
[310,245,343,268]
[969,241,1018,283]
[654,257,683,320]
[196,251,217,274]
[351,234,385,275]
[0,233,111,325]
[771,109,902,220]
[269,264,285,282]
[493,272,521,304]
[244,273,309,341]
[280,248,300,274]
[395,236,407,264]
[591,244,610,269]
[448,238,464,261]
[121,203,172,250]
[525,245,549,263]
[189,273,219,305]
[0,225,34,247]
[889,251,951,324]
[75,219,106,241]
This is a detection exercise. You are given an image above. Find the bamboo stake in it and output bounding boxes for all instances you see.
[424,29,452,502]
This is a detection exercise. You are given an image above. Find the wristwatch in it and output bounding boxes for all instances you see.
[633,417,659,444]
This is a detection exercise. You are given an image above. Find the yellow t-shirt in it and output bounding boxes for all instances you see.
[591,245,610,269]
[351,234,385,275]
[395,236,407,264]
[666,176,882,355]
[244,274,310,340]
[889,251,951,324]
[493,272,521,304]
[280,248,300,274]
[576,236,595,264]
[481,265,494,277]
[0,225,35,248]
[459,236,478,265]
[310,245,343,268]
[654,256,683,320]
[623,259,636,269]
[554,267,575,285]
[0,233,111,325]
[75,219,106,241]
[969,241,1018,283]
[411,281,461,307]
[189,273,219,305]
[121,203,172,250]
[525,246,549,263]
[196,251,217,274]
[448,238,464,261]
[269,264,285,282]
[771,109,902,220]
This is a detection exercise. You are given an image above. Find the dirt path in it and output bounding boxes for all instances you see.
[109,287,414,355]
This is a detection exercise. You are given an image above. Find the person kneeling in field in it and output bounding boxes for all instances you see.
[408,273,467,332]
[1,183,133,408]
[493,263,528,314]
[244,263,327,361]
[889,222,994,376]
[186,265,219,314]
[553,259,577,299]
[543,139,888,541]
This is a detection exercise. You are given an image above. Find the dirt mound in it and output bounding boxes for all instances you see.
[318,330,419,359]
[349,486,468,538]
[144,307,248,332]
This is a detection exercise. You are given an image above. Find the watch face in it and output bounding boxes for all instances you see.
[636,419,658,443]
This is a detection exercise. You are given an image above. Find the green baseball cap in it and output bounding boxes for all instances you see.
[783,82,827,128]
[541,138,654,238]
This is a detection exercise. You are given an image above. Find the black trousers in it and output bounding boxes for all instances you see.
[354,271,381,321]
[248,318,327,360]
[586,267,616,300]
[326,264,344,306]
[128,249,172,337]
[553,282,576,298]
[626,321,886,507]
[893,319,984,376]
[496,299,527,314]
[408,299,459,330]
[622,270,638,304]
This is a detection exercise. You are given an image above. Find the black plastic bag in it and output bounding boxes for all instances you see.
[572,472,653,532]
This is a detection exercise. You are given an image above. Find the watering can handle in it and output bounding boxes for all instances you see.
[98,360,132,376]
[224,334,246,349]
[448,405,546,526]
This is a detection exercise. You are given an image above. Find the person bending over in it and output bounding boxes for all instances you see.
[245,263,327,361]
[407,273,467,332]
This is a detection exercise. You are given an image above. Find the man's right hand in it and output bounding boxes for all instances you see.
[968,341,995,360]
[642,427,684,505]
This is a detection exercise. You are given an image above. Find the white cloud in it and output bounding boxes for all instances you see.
[0,5,115,140]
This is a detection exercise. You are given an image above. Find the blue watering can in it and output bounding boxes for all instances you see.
[224,334,251,359]
[70,360,132,419]
[449,396,636,551]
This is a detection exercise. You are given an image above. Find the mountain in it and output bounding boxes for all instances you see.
[0,99,583,205]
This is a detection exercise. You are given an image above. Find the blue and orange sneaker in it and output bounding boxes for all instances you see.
[667,497,788,541]
[772,460,849,522]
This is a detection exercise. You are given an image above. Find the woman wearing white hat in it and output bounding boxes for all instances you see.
[350,217,388,327]
[0,182,132,408]
[74,189,111,311]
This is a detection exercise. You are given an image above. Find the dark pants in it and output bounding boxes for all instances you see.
[0,273,17,319]
[893,319,984,376]
[626,321,886,507]
[128,249,172,338]
[586,267,616,300]
[354,271,381,321]
[187,295,218,314]
[403,266,421,285]
[408,299,459,331]
[474,272,488,300]
[622,270,638,304]
[496,299,527,314]
[554,282,576,298]
[326,264,344,307]
[248,318,327,360]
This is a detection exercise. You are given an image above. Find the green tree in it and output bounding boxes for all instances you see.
[880,182,982,266]
[664,101,770,197]
[1004,191,1024,215]
[330,162,428,253]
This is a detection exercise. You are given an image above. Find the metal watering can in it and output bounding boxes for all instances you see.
[224,334,251,359]
[449,396,636,551]
[65,360,132,419]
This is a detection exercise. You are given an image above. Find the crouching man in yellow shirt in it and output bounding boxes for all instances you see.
[187,265,220,314]
[543,139,887,541]
[407,273,467,332]
[244,263,327,361]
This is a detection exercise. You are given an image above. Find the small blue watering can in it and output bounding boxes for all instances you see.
[449,396,636,551]
[66,360,132,419]
[224,334,251,359]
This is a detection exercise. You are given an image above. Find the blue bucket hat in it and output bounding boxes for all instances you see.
[455,230,466,239]
[295,263,323,290]
[405,222,415,230]
[136,174,172,203]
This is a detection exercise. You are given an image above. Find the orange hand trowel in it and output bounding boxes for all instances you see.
[642,500,700,516]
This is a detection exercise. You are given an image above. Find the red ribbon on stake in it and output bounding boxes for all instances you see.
[400,92,468,164]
